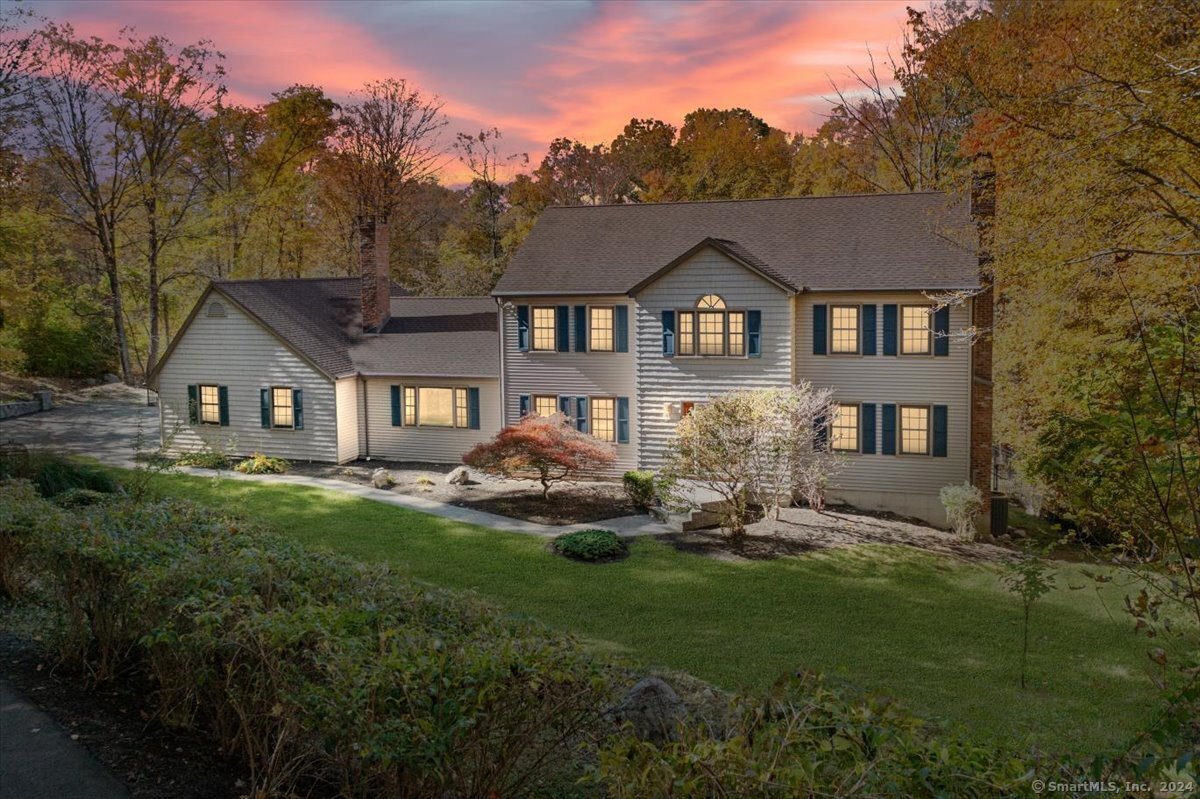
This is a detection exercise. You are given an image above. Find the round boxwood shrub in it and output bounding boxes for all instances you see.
[553,529,627,563]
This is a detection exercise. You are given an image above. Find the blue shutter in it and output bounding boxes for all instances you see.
[881,404,896,455]
[747,310,762,357]
[812,304,827,355]
[516,305,530,351]
[575,397,588,433]
[574,305,588,352]
[813,414,828,451]
[933,307,950,356]
[559,395,572,418]
[882,305,898,356]
[555,305,570,352]
[260,388,271,428]
[616,397,629,443]
[390,385,401,426]
[861,403,876,454]
[661,310,675,356]
[468,387,481,430]
[218,386,230,426]
[614,305,629,352]
[518,394,531,417]
[292,389,304,430]
[933,405,948,457]
[862,305,877,356]
[187,385,198,425]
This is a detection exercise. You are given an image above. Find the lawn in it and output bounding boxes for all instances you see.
[139,470,1161,757]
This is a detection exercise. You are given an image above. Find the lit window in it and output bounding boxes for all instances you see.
[698,311,725,355]
[403,387,417,425]
[589,306,614,351]
[454,387,468,428]
[830,306,859,354]
[532,307,556,351]
[534,395,558,417]
[198,385,220,425]
[831,403,859,452]
[271,387,294,429]
[900,406,930,455]
[677,312,695,355]
[418,387,454,426]
[901,306,932,354]
[697,294,726,309]
[727,311,745,356]
[590,397,615,442]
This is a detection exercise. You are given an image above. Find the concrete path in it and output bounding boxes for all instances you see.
[0,393,673,538]
[0,680,129,799]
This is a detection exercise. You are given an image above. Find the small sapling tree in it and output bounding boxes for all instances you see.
[463,413,615,499]
[1002,546,1057,689]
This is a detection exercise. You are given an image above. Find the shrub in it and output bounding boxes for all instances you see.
[234,453,290,475]
[464,413,616,499]
[0,480,60,598]
[52,487,115,509]
[174,449,230,469]
[594,672,1035,797]
[553,529,627,562]
[940,482,985,539]
[622,470,656,511]
[0,450,118,498]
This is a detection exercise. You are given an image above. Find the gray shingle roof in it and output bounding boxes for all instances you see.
[493,192,978,296]
[213,279,498,379]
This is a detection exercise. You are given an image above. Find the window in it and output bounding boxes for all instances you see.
[418,387,454,427]
[677,312,695,355]
[831,403,859,452]
[901,306,932,354]
[727,311,745,356]
[271,387,294,429]
[591,397,616,442]
[533,395,558,418]
[454,387,469,428]
[830,305,859,354]
[531,306,556,351]
[697,294,726,309]
[900,405,930,455]
[403,387,417,426]
[698,311,725,355]
[589,306,614,351]
[198,384,221,425]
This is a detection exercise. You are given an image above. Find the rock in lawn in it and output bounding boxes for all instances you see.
[610,676,686,744]
[371,468,394,489]
[446,466,470,485]
[103,373,121,383]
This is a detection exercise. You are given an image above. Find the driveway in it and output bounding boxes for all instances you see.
[0,387,157,468]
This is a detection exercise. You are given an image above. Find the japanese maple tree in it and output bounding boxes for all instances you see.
[463,413,616,499]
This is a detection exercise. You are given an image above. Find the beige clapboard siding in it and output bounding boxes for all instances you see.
[634,247,794,469]
[335,377,360,463]
[794,291,972,497]
[361,377,500,464]
[157,296,339,461]
[500,296,638,473]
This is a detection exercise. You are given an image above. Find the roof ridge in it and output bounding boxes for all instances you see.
[214,276,357,285]
[542,190,954,211]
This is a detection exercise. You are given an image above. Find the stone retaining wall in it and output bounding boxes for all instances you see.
[0,391,53,421]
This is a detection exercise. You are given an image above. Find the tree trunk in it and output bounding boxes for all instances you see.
[103,252,133,384]
[146,199,161,376]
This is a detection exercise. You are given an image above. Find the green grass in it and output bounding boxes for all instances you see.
[138,471,1161,757]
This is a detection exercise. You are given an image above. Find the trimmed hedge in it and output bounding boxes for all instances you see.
[553,529,627,562]
[622,470,656,511]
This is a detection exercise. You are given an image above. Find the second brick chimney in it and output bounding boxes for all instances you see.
[358,216,391,333]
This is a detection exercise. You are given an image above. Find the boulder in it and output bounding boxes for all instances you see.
[609,676,686,744]
[445,466,470,485]
[102,373,121,384]
[371,468,394,489]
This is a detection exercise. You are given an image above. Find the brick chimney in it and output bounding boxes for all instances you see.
[358,215,391,333]
[969,153,996,527]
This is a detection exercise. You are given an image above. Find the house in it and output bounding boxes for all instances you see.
[153,182,992,528]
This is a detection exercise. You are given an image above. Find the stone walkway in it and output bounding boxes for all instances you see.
[0,680,130,799]
[0,394,672,539]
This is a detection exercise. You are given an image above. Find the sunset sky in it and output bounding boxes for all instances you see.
[27,0,916,179]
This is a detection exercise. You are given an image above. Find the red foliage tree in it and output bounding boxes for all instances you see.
[463,413,616,499]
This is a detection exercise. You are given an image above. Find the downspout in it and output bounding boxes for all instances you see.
[360,375,370,460]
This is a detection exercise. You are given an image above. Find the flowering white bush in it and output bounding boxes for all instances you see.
[940,482,985,539]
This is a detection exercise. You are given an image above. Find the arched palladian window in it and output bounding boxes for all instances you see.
[676,294,744,356]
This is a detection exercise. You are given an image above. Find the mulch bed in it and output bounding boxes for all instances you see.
[0,629,247,799]
[451,486,639,525]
